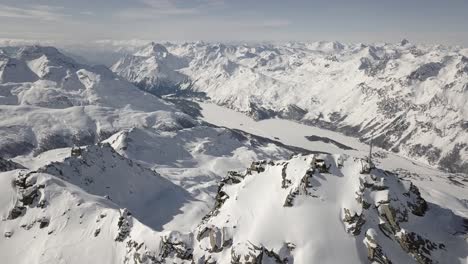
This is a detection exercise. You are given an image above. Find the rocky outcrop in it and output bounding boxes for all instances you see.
[0,157,25,172]
[408,62,443,81]
[8,171,46,220]
[158,232,193,262]
[342,208,365,235]
[116,209,132,242]
[230,242,293,264]
[363,229,392,264]
[341,161,459,264]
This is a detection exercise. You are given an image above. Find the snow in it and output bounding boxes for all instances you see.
[190,154,467,263]
[111,41,468,173]
[0,42,466,264]
[0,45,194,160]
[199,101,468,214]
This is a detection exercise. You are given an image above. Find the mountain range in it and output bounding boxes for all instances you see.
[0,42,466,264]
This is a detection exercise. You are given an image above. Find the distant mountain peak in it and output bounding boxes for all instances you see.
[135,42,169,57]
[401,38,410,46]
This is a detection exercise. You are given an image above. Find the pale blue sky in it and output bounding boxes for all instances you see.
[0,0,467,46]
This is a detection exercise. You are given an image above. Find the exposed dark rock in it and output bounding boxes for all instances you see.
[38,217,50,229]
[283,187,300,207]
[94,228,101,237]
[281,163,291,188]
[409,144,441,165]
[124,239,158,264]
[247,102,278,121]
[248,160,267,174]
[35,133,71,155]
[231,242,291,264]
[0,140,35,158]
[164,98,204,118]
[364,230,392,264]
[313,158,331,173]
[405,183,428,216]
[7,171,47,219]
[0,157,25,172]
[455,56,468,77]
[343,208,365,235]
[439,143,468,173]
[8,205,26,219]
[397,231,443,264]
[284,167,316,207]
[4,231,13,238]
[278,104,307,120]
[115,209,132,242]
[203,169,245,220]
[305,135,355,150]
[408,62,443,81]
[223,171,245,185]
[158,235,193,261]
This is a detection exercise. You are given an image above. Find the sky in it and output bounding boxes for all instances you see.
[0,0,467,46]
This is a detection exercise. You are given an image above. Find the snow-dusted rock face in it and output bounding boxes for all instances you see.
[112,41,468,174]
[161,154,467,264]
[0,45,196,158]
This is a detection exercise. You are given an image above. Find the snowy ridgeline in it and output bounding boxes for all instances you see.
[1,147,466,263]
[110,41,468,174]
[0,45,196,159]
[0,43,466,263]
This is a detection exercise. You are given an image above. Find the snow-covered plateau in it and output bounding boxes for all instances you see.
[0,43,466,264]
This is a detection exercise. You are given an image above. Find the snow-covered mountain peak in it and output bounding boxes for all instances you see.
[0,143,189,263]
[401,38,411,46]
[112,41,468,174]
[135,42,170,58]
[35,143,192,230]
[17,45,72,62]
[0,45,189,159]
[161,154,468,263]
[111,43,190,96]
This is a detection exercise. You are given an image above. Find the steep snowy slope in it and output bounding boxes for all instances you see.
[111,42,190,96]
[158,154,468,264]
[112,41,468,174]
[0,45,194,158]
[0,144,191,264]
[102,125,302,231]
[3,146,465,263]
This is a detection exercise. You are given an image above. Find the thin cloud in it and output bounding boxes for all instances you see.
[0,4,67,21]
[259,19,292,28]
[115,0,224,19]
[80,11,95,16]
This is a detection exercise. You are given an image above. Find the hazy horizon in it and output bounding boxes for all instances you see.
[0,0,467,46]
